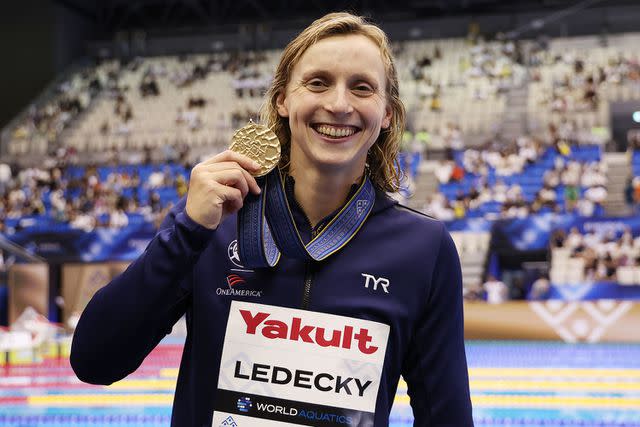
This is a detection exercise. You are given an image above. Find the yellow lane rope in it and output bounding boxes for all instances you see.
[469,379,640,391]
[394,394,640,408]
[468,368,640,379]
[28,394,174,406]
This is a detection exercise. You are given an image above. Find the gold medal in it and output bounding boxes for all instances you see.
[229,120,281,177]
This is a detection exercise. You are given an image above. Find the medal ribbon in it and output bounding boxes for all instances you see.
[237,169,375,268]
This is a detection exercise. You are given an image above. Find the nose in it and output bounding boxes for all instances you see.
[324,86,354,115]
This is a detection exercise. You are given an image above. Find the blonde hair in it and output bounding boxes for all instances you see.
[260,12,406,192]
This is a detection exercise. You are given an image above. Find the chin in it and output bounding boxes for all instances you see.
[313,156,366,174]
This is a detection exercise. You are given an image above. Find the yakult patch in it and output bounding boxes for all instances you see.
[212,301,390,426]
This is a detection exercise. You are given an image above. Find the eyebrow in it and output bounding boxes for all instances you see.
[300,69,381,86]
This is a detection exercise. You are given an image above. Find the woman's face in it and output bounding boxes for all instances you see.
[277,34,392,178]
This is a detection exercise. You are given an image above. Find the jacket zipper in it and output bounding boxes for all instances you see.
[301,227,318,310]
[288,188,319,310]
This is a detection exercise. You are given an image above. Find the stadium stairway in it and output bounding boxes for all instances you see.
[407,161,438,211]
[604,152,632,216]
[501,81,529,142]
[451,231,490,290]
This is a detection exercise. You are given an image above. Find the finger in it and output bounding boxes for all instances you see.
[201,150,261,172]
[199,168,252,198]
[246,171,261,195]
[214,182,244,210]
[237,167,261,195]
[197,162,261,195]
[210,169,250,198]
[226,195,245,214]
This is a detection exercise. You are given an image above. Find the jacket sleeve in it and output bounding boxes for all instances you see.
[70,198,214,385]
[402,225,474,426]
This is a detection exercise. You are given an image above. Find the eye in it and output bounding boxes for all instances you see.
[352,82,375,96]
[304,79,327,91]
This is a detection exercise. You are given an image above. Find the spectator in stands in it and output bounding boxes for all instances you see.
[596,254,617,281]
[551,230,567,249]
[463,282,484,301]
[528,274,550,300]
[565,227,584,250]
[0,163,11,195]
[453,198,467,219]
[476,183,493,206]
[175,108,186,126]
[175,174,188,198]
[69,206,96,232]
[140,75,160,97]
[187,95,207,108]
[483,275,509,304]
[564,183,580,212]
[492,179,508,203]
[629,131,640,151]
[584,184,607,212]
[443,122,464,150]
[446,163,463,184]
[633,176,640,212]
[576,197,596,216]
[537,184,558,208]
[109,200,129,229]
[542,168,560,188]
[99,120,110,136]
[625,176,636,213]
[510,277,527,300]
[146,168,165,189]
[430,86,442,111]
[434,159,454,184]
[583,76,598,110]
[423,193,455,221]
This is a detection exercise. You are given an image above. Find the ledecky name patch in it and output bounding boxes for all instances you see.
[212,301,390,426]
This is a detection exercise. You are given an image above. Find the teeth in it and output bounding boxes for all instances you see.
[316,125,356,138]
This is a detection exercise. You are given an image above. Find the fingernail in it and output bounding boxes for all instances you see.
[252,161,260,169]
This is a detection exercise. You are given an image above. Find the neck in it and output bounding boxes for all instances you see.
[289,167,363,228]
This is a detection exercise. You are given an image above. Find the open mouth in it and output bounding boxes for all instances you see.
[312,124,361,139]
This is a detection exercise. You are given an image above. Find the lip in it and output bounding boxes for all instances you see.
[310,123,361,143]
[311,127,361,143]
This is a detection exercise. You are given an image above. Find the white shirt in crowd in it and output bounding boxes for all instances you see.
[484,278,509,304]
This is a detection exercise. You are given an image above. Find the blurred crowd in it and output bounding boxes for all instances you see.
[551,227,640,282]
[425,134,608,220]
[0,148,194,234]
[530,47,640,113]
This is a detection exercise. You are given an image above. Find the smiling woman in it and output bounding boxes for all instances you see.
[264,14,405,197]
[70,12,473,427]
[274,33,393,224]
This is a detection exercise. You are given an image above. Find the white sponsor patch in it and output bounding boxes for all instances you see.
[212,301,390,425]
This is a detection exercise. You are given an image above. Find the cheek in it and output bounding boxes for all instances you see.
[362,100,388,127]
[288,102,311,126]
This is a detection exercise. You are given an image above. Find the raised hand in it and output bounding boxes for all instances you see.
[185,150,262,229]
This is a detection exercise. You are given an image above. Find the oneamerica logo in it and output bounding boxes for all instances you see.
[215,274,262,297]
[216,288,263,297]
[240,309,379,355]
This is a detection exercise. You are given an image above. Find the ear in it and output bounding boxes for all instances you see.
[276,91,289,118]
[381,103,392,129]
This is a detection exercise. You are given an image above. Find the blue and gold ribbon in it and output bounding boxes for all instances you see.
[237,169,375,268]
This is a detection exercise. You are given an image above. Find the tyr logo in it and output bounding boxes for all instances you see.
[361,273,390,293]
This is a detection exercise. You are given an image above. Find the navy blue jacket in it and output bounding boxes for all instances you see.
[71,187,473,426]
